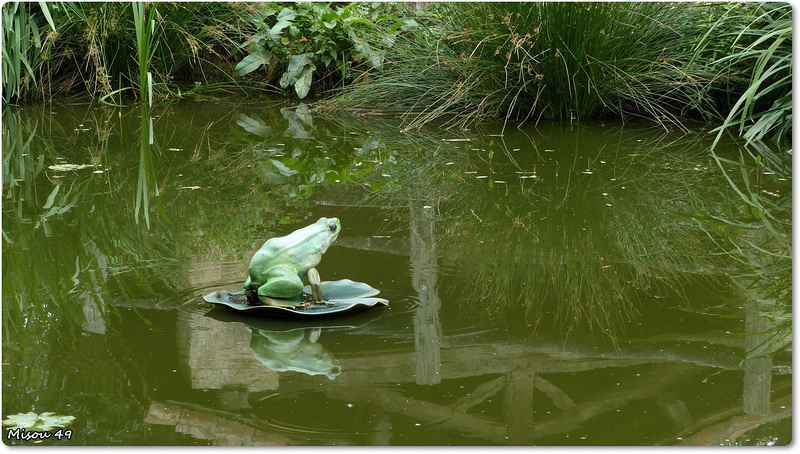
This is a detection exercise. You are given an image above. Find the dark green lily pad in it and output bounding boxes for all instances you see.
[203,280,389,318]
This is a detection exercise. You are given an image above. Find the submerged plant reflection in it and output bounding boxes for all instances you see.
[318,115,789,344]
[706,142,791,357]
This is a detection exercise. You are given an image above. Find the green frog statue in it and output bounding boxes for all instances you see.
[204,216,388,316]
[244,217,340,304]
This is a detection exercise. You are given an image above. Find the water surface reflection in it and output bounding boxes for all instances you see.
[2,100,790,446]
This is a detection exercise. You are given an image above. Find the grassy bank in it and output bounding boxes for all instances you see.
[2,2,259,103]
[1,2,792,144]
[321,2,791,143]
[1,2,414,104]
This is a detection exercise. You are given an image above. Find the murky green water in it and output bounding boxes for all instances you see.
[2,99,791,446]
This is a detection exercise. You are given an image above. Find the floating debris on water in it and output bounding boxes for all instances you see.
[180,186,202,190]
[442,138,471,142]
[48,164,94,171]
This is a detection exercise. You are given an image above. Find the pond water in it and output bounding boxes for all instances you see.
[2,98,791,446]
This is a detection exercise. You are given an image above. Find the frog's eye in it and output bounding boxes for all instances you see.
[328,222,338,232]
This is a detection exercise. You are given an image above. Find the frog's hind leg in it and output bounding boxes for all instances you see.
[243,276,261,304]
[257,266,304,300]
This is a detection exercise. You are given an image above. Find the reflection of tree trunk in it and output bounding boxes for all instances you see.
[743,307,772,415]
[82,242,109,334]
[741,224,775,416]
[176,310,279,392]
[410,202,441,385]
[503,370,535,444]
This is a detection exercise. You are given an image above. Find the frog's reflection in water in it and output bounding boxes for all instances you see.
[247,327,342,380]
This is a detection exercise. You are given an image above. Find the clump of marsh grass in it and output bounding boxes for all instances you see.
[324,2,710,131]
[2,2,258,104]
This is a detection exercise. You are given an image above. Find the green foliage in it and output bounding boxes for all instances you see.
[698,3,792,147]
[235,2,417,98]
[2,2,256,102]
[326,2,711,130]
[1,2,55,103]
[131,2,156,106]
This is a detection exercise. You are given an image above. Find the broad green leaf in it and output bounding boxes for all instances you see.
[275,7,297,22]
[279,70,291,89]
[270,159,299,177]
[270,19,293,38]
[234,50,271,76]
[294,65,315,98]
[43,184,60,209]
[285,53,314,83]
[236,113,272,137]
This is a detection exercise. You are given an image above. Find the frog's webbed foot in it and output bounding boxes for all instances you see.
[244,288,262,305]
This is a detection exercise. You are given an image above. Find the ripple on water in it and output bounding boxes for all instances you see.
[178,259,247,314]
[251,390,388,443]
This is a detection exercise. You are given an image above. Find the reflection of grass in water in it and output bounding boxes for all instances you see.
[2,107,192,336]
[252,110,790,347]
[315,119,730,340]
[434,127,745,342]
[2,102,398,336]
[705,143,791,357]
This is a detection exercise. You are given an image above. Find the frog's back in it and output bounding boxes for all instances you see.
[259,233,317,270]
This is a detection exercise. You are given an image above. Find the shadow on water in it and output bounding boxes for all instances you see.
[1,100,791,446]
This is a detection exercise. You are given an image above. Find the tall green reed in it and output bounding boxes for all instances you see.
[703,3,792,147]
[131,2,156,106]
[1,2,55,103]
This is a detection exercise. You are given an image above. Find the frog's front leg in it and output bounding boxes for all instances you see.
[257,266,305,300]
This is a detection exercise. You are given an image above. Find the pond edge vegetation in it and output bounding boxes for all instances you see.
[1,2,792,145]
